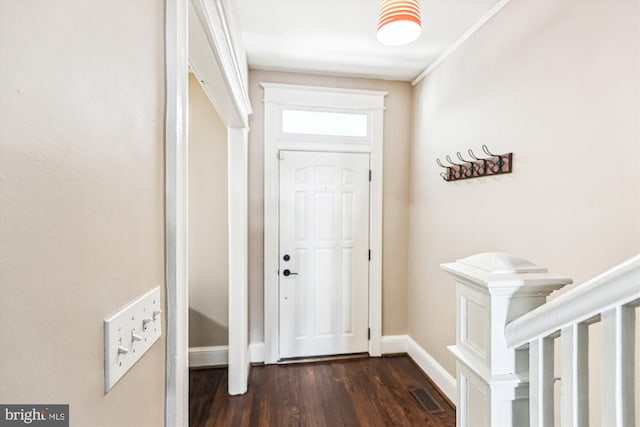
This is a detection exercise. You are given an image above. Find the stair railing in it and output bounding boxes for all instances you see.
[441,253,639,427]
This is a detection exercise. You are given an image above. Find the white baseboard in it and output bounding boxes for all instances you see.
[381,335,456,405]
[249,342,264,363]
[189,343,265,368]
[406,337,457,405]
[381,335,409,354]
[189,345,228,368]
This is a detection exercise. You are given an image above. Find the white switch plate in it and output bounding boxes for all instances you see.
[104,286,162,392]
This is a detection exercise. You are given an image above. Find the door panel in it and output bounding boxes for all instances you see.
[279,151,369,359]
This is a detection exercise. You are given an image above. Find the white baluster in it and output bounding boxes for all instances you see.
[504,255,639,427]
[601,305,635,427]
[530,336,554,427]
[561,323,588,427]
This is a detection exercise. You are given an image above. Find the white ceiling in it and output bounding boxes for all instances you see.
[233,0,502,82]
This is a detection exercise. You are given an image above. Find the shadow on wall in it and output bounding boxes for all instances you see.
[189,308,228,347]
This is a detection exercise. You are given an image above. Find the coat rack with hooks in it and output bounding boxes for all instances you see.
[436,145,513,182]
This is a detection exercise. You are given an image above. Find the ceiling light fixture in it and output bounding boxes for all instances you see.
[376,0,422,46]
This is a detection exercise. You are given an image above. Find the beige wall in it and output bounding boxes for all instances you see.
[188,73,229,347]
[248,70,412,343]
[0,1,165,426]
[408,0,639,382]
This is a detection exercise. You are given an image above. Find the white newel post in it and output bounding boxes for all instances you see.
[441,253,572,427]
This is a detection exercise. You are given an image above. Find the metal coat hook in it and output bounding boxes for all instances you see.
[467,149,481,160]
[481,144,496,157]
[481,144,504,172]
[445,155,467,179]
[454,153,473,177]
[434,145,513,182]
[445,155,463,166]
[435,158,452,180]
[467,149,487,175]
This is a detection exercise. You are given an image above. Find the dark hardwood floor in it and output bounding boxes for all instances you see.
[189,355,455,427]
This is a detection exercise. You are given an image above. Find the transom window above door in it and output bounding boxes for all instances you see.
[281,109,368,137]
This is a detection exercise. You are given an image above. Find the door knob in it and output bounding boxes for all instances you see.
[283,269,298,277]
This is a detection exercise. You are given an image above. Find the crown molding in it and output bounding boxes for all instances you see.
[411,0,512,86]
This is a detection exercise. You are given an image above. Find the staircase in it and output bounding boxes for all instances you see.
[441,253,639,427]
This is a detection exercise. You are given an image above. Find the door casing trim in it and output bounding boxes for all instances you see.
[262,83,386,363]
[165,1,252,424]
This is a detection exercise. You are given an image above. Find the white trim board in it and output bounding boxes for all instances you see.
[249,342,265,364]
[261,83,386,364]
[406,337,457,405]
[380,335,456,405]
[189,0,252,126]
[189,346,229,368]
[189,0,253,398]
[166,0,252,421]
[381,335,409,354]
[189,343,264,368]
[411,0,512,86]
[164,1,189,426]
[227,128,250,395]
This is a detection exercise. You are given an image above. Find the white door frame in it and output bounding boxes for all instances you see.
[165,0,252,425]
[262,83,386,364]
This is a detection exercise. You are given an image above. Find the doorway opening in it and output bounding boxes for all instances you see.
[187,72,229,361]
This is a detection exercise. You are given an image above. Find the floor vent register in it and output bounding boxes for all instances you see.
[409,387,443,413]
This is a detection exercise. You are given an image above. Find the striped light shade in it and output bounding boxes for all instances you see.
[376,0,421,46]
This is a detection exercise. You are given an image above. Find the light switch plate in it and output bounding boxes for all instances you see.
[104,286,162,392]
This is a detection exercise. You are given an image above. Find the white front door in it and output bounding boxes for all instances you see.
[278,151,370,359]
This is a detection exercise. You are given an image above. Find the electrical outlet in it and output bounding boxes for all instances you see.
[104,286,162,392]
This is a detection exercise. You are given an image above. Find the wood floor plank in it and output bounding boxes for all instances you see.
[189,356,455,427]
